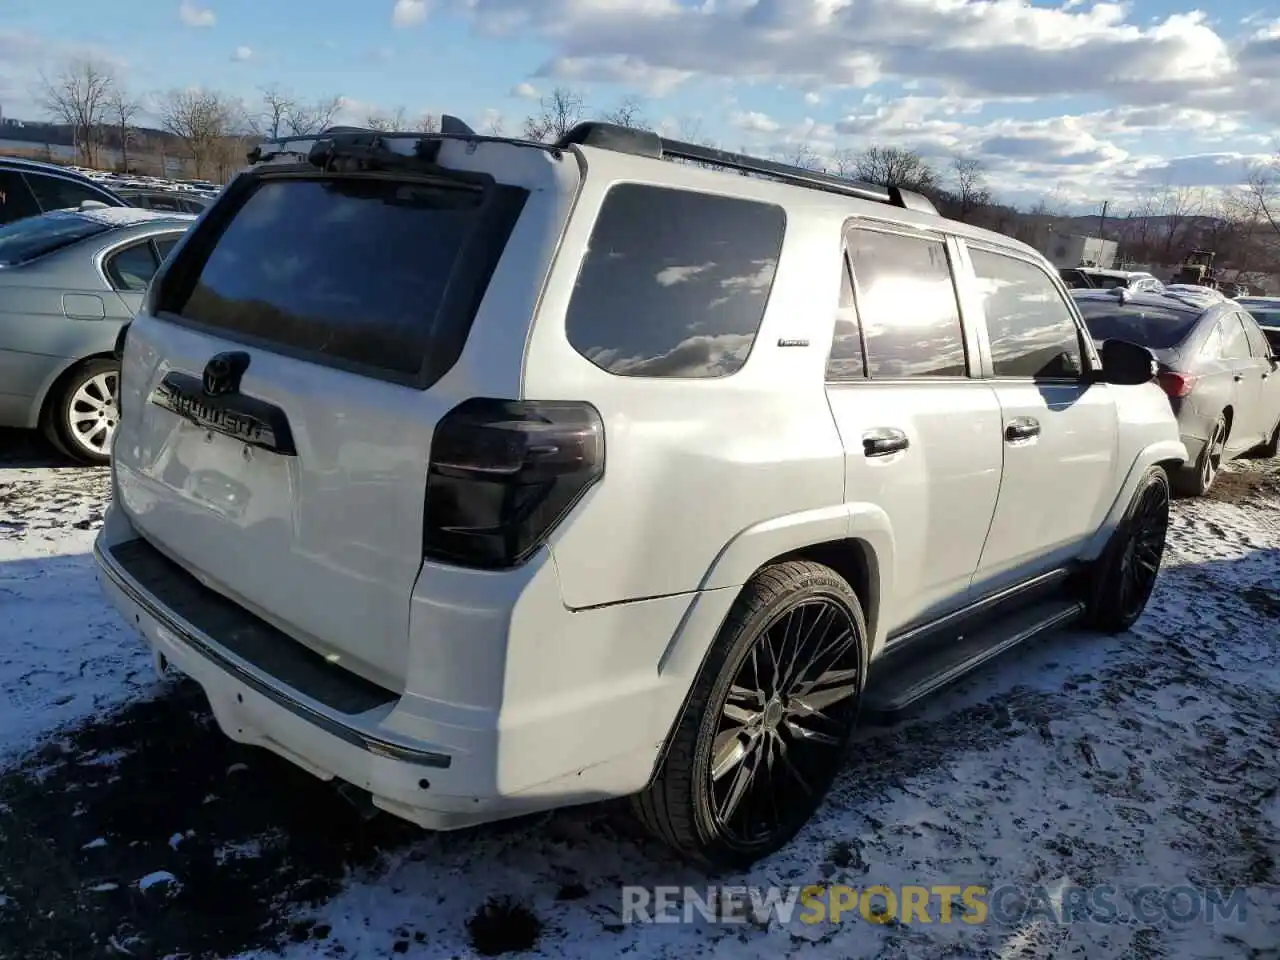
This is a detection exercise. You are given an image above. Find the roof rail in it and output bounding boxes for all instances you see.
[318,115,477,137]
[555,121,939,216]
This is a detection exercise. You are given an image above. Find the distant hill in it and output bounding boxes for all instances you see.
[0,119,179,149]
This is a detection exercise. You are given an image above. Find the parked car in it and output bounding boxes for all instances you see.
[112,188,210,215]
[0,156,129,226]
[1164,283,1227,305]
[1238,296,1280,353]
[0,206,195,464]
[1059,266,1164,294]
[94,120,1183,870]
[1073,288,1280,493]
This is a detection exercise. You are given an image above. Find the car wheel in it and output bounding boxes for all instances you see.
[633,560,867,870]
[52,358,120,465]
[1174,415,1227,497]
[1083,466,1170,634]
[1259,420,1280,460]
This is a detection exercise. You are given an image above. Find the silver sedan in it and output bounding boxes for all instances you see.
[1073,287,1280,495]
[0,206,195,463]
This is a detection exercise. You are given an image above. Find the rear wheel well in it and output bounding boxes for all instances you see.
[774,538,879,641]
[38,352,115,431]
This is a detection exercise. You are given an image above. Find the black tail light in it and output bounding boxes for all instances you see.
[423,398,605,569]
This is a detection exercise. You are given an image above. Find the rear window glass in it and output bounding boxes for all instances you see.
[0,211,109,265]
[169,177,509,378]
[1085,274,1128,289]
[1246,308,1280,328]
[565,184,784,378]
[1075,299,1202,349]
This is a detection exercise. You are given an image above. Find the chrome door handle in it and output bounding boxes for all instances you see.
[1005,417,1041,442]
[862,427,909,457]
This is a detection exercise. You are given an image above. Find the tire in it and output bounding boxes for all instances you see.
[1083,466,1171,634]
[632,560,868,870]
[48,358,120,466]
[1173,414,1227,497]
[1259,420,1280,460]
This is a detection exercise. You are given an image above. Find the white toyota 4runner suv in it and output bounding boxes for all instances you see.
[95,119,1187,869]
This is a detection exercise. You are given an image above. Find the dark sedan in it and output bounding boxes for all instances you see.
[1072,288,1280,493]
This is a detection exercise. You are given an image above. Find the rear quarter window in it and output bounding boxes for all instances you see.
[564,184,784,378]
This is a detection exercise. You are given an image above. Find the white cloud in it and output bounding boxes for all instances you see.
[231,45,253,62]
[456,0,1280,125]
[511,81,539,100]
[392,0,427,28]
[536,55,694,97]
[803,91,821,106]
[731,111,780,134]
[178,1,215,28]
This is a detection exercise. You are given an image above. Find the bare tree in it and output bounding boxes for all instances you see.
[157,88,244,179]
[602,95,646,130]
[35,56,117,167]
[364,106,408,132]
[852,145,938,193]
[104,87,142,173]
[1246,156,1280,238]
[782,142,822,171]
[250,84,296,140]
[522,87,586,142]
[417,113,440,134]
[829,148,858,178]
[672,116,716,147]
[951,156,991,221]
[1158,185,1203,258]
[482,113,505,136]
[284,95,341,136]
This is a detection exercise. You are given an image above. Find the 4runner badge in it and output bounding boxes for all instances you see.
[202,351,251,397]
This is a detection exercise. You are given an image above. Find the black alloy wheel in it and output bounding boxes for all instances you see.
[706,595,862,852]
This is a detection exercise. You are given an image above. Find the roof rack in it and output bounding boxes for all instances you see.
[555,121,939,216]
[247,114,481,165]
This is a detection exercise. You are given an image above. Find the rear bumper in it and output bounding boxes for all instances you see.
[93,502,733,830]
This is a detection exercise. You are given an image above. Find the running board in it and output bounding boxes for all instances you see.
[863,597,1086,716]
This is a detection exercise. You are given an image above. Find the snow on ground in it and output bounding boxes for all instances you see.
[0,429,1277,960]
[0,435,158,764]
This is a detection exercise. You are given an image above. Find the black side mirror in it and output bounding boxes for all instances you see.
[1096,338,1158,385]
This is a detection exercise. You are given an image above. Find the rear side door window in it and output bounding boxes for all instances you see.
[105,240,161,292]
[565,184,784,378]
[0,170,42,225]
[970,248,1084,379]
[153,235,180,262]
[825,255,865,381]
[24,173,116,212]
[1237,312,1272,359]
[1221,314,1252,361]
[844,227,968,378]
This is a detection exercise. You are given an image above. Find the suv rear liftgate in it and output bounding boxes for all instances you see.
[96,121,609,824]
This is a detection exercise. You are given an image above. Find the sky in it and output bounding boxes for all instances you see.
[0,0,1277,212]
